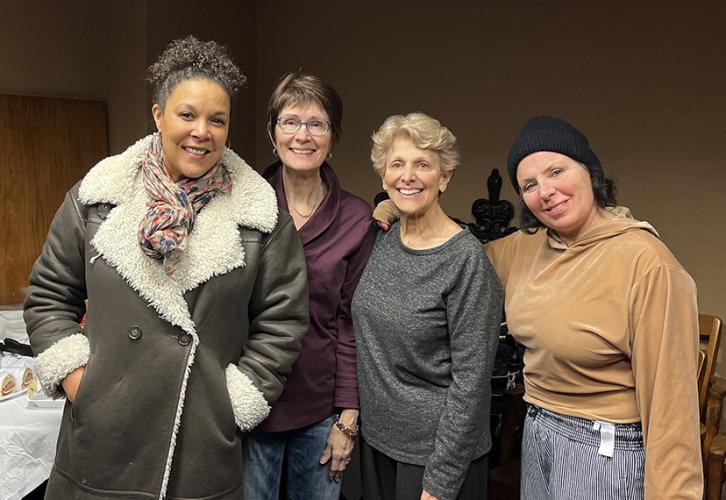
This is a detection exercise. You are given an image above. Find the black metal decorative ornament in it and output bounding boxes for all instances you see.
[468,168,518,243]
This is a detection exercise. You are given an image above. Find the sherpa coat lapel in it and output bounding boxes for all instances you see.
[78,135,278,336]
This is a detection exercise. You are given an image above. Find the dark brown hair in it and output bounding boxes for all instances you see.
[267,71,343,144]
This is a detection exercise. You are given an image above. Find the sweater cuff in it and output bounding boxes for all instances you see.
[225,364,271,431]
[334,388,360,410]
[34,333,90,399]
[422,477,455,500]
[423,462,466,500]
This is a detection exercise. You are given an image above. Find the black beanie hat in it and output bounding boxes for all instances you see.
[507,116,602,193]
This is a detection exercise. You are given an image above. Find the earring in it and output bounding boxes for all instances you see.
[326,152,333,161]
[225,138,231,150]
[272,147,278,156]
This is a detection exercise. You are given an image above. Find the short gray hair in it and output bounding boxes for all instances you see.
[371,112,460,176]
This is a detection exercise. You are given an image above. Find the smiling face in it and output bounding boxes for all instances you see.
[272,102,332,174]
[517,151,602,244]
[382,136,453,219]
[152,78,231,181]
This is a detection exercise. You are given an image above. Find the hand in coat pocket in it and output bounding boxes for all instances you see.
[61,366,85,403]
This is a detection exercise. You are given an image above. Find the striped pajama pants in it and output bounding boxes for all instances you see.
[521,404,645,500]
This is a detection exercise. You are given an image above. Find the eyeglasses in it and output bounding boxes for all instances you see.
[276,115,331,137]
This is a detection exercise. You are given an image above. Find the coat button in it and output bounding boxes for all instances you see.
[97,203,111,219]
[128,326,142,341]
[178,333,192,346]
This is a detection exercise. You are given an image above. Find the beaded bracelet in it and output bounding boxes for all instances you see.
[334,414,359,439]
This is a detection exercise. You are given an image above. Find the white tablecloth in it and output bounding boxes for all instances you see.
[1,310,64,499]
[0,393,63,500]
[0,309,29,345]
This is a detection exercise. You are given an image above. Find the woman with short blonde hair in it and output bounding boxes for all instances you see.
[353,112,502,500]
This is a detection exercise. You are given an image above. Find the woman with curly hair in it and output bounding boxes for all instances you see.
[24,36,309,500]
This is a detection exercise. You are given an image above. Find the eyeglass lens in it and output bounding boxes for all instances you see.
[278,116,329,136]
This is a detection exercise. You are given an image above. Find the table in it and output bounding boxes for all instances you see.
[0,392,63,500]
[1,309,64,500]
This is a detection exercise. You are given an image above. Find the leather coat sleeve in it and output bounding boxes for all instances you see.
[24,186,88,355]
[23,186,90,396]
[237,212,309,404]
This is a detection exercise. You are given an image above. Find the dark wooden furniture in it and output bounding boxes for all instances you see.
[0,94,107,306]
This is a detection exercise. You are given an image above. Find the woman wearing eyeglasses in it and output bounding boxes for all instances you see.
[242,72,375,499]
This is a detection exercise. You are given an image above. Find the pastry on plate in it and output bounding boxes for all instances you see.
[22,367,39,396]
[1,373,16,396]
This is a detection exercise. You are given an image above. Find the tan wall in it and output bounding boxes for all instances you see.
[256,0,726,356]
[0,1,257,156]
[0,1,147,155]
[105,1,148,154]
[0,3,110,99]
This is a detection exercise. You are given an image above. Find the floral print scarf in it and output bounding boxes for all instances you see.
[137,133,233,275]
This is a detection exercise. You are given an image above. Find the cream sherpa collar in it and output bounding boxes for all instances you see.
[77,134,278,335]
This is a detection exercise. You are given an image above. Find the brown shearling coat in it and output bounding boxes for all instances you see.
[24,136,309,499]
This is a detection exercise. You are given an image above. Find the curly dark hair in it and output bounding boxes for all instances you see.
[146,35,246,109]
[519,163,618,232]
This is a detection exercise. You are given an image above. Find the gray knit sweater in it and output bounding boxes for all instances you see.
[352,223,503,500]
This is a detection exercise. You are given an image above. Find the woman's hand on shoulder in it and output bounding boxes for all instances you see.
[319,409,359,481]
[421,490,439,500]
[61,366,85,403]
[373,199,399,231]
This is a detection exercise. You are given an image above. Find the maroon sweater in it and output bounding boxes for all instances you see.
[259,162,375,432]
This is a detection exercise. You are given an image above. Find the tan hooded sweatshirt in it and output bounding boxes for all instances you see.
[486,207,702,499]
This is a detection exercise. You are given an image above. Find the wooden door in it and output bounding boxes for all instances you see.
[0,95,108,305]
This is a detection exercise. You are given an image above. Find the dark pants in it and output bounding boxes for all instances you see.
[359,434,488,500]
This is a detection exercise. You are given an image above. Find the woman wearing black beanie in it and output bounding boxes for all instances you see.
[373,115,701,499]
[486,115,702,499]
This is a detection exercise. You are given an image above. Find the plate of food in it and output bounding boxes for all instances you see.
[0,373,27,401]
[1,356,40,402]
